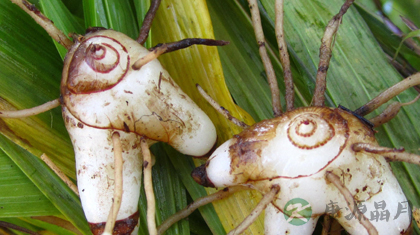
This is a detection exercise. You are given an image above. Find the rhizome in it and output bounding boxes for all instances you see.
[1,0,420,235]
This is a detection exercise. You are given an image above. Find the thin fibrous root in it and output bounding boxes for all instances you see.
[136,0,162,45]
[10,0,72,50]
[312,0,355,107]
[228,184,281,235]
[132,46,166,70]
[352,143,420,165]
[378,13,420,58]
[0,221,40,235]
[0,99,60,118]
[102,132,124,235]
[369,93,420,127]
[326,172,378,235]
[382,13,420,66]
[132,39,229,70]
[401,16,419,31]
[157,186,249,235]
[141,137,157,235]
[40,154,79,196]
[247,0,282,116]
[372,0,403,37]
[355,72,420,116]
[197,84,249,129]
[399,16,420,58]
[275,0,294,111]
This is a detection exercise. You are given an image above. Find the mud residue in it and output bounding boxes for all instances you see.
[228,118,282,183]
[143,73,192,143]
[88,211,139,235]
[337,108,375,142]
[191,164,215,187]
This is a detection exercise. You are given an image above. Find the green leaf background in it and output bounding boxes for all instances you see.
[0,0,419,234]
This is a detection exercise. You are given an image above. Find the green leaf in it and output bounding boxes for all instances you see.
[394,29,420,60]
[82,0,138,39]
[266,0,420,207]
[1,0,420,234]
[0,218,41,235]
[0,149,59,217]
[3,0,225,234]
[39,0,85,59]
[0,0,74,178]
[163,144,226,235]
[21,217,80,235]
[354,3,420,72]
[0,134,90,234]
[151,0,261,233]
[138,143,190,235]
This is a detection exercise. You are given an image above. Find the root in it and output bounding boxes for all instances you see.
[352,143,420,165]
[326,172,378,235]
[275,0,294,111]
[136,0,162,45]
[227,184,280,235]
[0,99,60,118]
[355,73,420,116]
[312,0,355,107]
[10,0,72,50]
[369,94,420,127]
[103,132,124,235]
[141,137,157,235]
[132,45,166,70]
[196,84,249,129]
[247,0,282,116]
[132,39,229,70]
[157,186,249,235]
[40,154,79,196]
[396,17,420,59]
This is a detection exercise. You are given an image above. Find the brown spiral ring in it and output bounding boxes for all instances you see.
[66,36,129,94]
[85,43,119,73]
[287,114,335,149]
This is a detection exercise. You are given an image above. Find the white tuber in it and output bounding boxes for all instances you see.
[193,107,411,235]
[62,29,217,234]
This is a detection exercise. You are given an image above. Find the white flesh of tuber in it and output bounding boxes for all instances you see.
[62,29,216,234]
[193,107,411,235]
